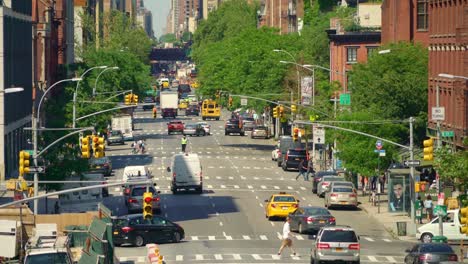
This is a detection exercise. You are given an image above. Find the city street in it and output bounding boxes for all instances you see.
[105,108,415,263]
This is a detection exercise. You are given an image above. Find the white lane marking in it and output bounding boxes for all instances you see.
[364,237,375,242]
[219,222,223,226]
[295,235,304,240]
[176,255,183,261]
[292,255,300,260]
[214,254,223,260]
[260,235,268,240]
[195,254,203,260]
[242,235,251,240]
[270,222,275,226]
[259,203,264,207]
[207,185,213,189]
[191,236,198,240]
[287,186,293,189]
[368,256,378,262]
[216,176,221,179]
[272,254,280,260]
[234,185,239,189]
[208,166,215,169]
[383,238,392,242]
[261,185,266,189]
[254,177,259,180]
[386,256,396,262]
[225,235,233,240]
[277,232,282,239]
[274,186,280,189]
[221,185,226,188]
[209,236,215,240]
[233,254,241,260]
[300,186,306,190]
[248,185,253,189]
[229,176,234,180]
[252,254,262,260]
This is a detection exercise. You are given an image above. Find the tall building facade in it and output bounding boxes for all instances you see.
[0,1,34,181]
[258,0,303,34]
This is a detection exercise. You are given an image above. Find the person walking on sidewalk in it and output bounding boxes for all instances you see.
[424,195,434,222]
[295,159,308,181]
[277,217,297,257]
[416,196,424,224]
[181,135,188,153]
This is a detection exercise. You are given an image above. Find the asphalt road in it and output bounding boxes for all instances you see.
[104,107,415,264]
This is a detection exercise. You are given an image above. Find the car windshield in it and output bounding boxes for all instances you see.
[170,122,182,125]
[113,218,129,227]
[110,131,121,136]
[332,187,353,193]
[333,182,353,186]
[273,196,296,202]
[323,177,345,182]
[321,230,358,242]
[91,158,108,165]
[420,244,454,253]
[132,187,156,197]
[255,126,267,130]
[25,253,71,264]
[305,208,330,215]
[288,149,307,156]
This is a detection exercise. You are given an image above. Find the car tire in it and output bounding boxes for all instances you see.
[298,223,304,234]
[134,235,145,247]
[240,132,245,136]
[172,232,181,243]
[225,132,228,135]
[421,232,433,243]
[216,118,219,120]
[196,187,203,194]
[277,161,282,167]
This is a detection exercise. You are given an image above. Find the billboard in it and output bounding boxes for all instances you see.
[301,76,313,105]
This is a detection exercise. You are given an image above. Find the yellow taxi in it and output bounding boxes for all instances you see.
[264,192,299,220]
[178,100,188,109]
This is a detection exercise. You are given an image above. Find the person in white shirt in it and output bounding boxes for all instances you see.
[277,216,297,256]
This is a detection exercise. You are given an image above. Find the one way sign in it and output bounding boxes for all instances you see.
[404,160,420,167]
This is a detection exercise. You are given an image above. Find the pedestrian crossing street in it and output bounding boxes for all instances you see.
[118,253,404,263]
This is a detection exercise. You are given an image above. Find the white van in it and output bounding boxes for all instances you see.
[417,209,468,243]
[168,153,202,194]
[122,166,151,186]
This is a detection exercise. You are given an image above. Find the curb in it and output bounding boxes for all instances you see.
[359,202,400,240]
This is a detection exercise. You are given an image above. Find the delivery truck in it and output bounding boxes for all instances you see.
[111,114,133,141]
[160,91,179,119]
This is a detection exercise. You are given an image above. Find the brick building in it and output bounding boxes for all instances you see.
[258,0,303,34]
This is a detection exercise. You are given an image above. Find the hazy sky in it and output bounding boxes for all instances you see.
[144,0,171,38]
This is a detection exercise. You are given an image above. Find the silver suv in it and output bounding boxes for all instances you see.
[311,226,360,264]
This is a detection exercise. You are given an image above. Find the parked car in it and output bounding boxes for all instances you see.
[289,206,336,234]
[112,214,184,247]
[317,176,345,197]
[142,97,155,111]
[251,126,270,139]
[242,117,255,131]
[197,122,211,135]
[312,171,338,194]
[417,210,468,243]
[183,123,206,136]
[311,226,360,264]
[125,185,161,214]
[106,130,125,145]
[88,157,112,176]
[167,120,184,135]
[281,148,309,171]
[404,243,458,264]
[324,185,358,209]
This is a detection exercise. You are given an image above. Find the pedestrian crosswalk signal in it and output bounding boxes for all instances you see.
[19,150,31,176]
[143,192,153,219]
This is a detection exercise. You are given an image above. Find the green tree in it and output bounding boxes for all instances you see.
[435,146,468,188]
[160,33,177,43]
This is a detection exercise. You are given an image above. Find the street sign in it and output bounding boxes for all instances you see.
[28,166,45,173]
[431,107,445,121]
[24,150,34,155]
[433,205,447,216]
[441,131,454,137]
[404,160,421,167]
[240,98,247,106]
[375,140,383,150]
[379,150,386,157]
[313,126,325,144]
[339,93,351,106]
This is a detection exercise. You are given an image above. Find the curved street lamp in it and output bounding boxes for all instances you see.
[274,50,300,104]
[72,66,108,128]
[438,73,468,80]
[93,66,119,96]
[3,87,24,94]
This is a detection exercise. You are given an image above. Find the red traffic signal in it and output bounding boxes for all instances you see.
[144,196,152,203]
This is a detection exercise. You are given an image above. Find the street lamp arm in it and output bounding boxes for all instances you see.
[37,78,80,121]
[93,66,119,96]
[35,127,95,158]
[229,94,291,109]
[76,104,138,121]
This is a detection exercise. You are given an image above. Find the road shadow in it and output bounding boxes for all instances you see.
[221,143,275,151]
[107,154,154,170]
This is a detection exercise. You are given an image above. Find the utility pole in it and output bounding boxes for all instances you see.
[409,117,415,223]
[32,115,38,215]
[436,84,443,237]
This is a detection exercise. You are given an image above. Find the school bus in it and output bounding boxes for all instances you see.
[201,99,221,120]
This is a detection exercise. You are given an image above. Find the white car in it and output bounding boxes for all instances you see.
[197,122,211,135]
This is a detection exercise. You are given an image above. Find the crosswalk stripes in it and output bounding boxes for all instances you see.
[118,254,405,263]
[112,184,326,193]
[180,234,394,243]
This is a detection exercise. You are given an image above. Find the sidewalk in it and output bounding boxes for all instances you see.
[357,190,419,242]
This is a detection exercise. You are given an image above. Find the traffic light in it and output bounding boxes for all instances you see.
[132,94,138,104]
[272,106,278,118]
[279,105,284,118]
[215,90,220,99]
[81,137,91,159]
[423,138,434,161]
[94,137,105,158]
[19,150,31,176]
[228,96,233,107]
[291,104,297,113]
[459,207,468,234]
[124,94,132,105]
[143,191,153,220]
[292,127,299,141]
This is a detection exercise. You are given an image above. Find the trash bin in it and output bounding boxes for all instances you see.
[396,222,407,236]
[432,236,448,243]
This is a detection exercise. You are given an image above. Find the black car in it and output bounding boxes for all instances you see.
[404,243,458,264]
[88,157,112,176]
[312,170,338,194]
[142,97,155,111]
[282,148,309,171]
[186,106,199,116]
[289,206,336,234]
[225,119,245,136]
[106,130,125,145]
[112,214,184,247]
[178,84,191,94]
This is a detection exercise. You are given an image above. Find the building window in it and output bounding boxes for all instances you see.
[417,0,428,30]
[347,47,358,63]
[367,46,378,57]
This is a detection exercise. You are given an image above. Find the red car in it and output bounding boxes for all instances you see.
[167,120,184,135]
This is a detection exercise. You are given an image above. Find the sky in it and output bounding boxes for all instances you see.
[144,0,171,38]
